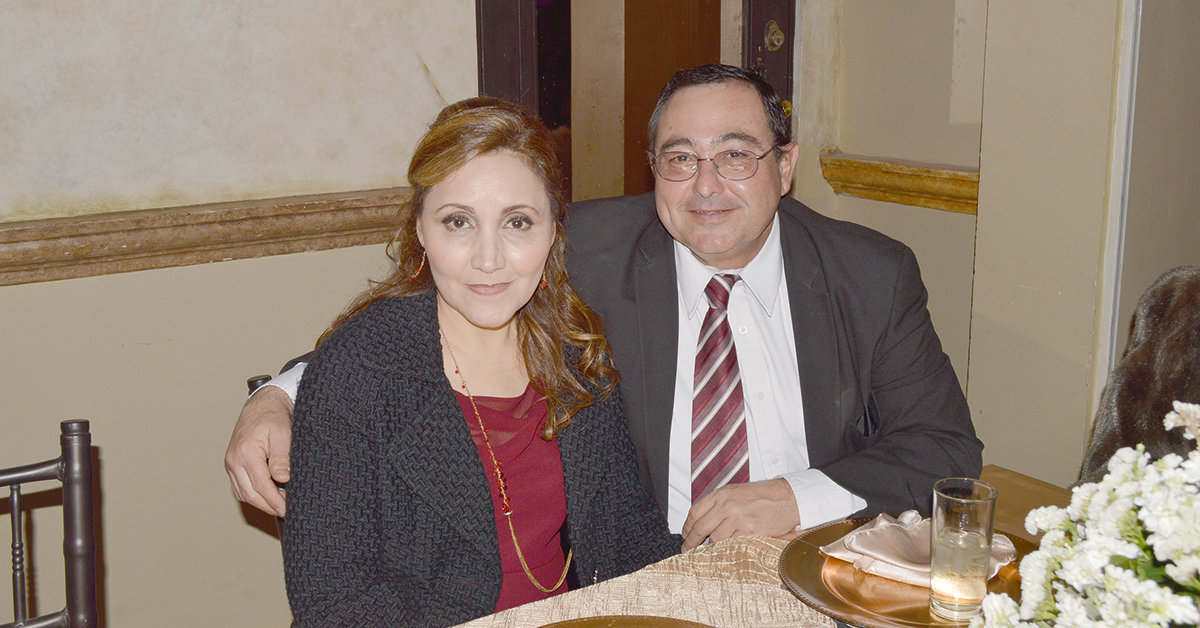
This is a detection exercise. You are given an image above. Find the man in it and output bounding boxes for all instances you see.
[226,64,982,550]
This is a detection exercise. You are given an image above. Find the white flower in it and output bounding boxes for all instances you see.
[1017,550,1049,615]
[1097,564,1199,626]
[1067,482,1100,520]
[1057,549,1100,591]
[1165,553,1200,586]
[1040,529,1069,549]
[1056,536,1135,591]
[1164,400,1200,441]
[1052,590,1099,628]
[977,402,1200,628]
[972,593,1030,627]
[1027,506,1070,535]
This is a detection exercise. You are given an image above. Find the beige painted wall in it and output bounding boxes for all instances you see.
[1,1,476,223]
[968,1,1123,487]
[1115,0,1200,354]
[838,0,984,167]
[1,246,387,626]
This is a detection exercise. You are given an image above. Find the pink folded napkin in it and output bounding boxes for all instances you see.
[819,510,1017,588]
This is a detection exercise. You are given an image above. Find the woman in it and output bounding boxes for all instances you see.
[281,97,678,627]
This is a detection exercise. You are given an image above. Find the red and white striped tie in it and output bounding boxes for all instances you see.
[691,273,749,502]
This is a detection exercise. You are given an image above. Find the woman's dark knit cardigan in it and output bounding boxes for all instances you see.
[282,292,679,627]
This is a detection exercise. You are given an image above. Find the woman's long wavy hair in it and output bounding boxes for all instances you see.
[319,96,617,438]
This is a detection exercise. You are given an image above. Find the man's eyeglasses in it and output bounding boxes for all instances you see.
[648,149,774,182]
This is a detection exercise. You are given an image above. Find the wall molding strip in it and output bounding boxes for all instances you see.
[0,188,410,286]
[819,152,979,215]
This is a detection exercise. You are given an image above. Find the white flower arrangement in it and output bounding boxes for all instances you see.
[971,401,1200,628]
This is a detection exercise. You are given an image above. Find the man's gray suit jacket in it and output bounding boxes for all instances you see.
[564,193,983,519]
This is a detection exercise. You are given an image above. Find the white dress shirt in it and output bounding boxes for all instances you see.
[257,362,304,401]
[666,214,865,533]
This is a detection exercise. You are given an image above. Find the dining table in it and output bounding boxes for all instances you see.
[452,465,1073,628]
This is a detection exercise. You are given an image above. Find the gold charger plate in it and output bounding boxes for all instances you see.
[538,617,716,628]
[779,518,1035,628]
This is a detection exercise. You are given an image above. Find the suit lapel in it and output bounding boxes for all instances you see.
[778,201,843,467]
[631,220,679,508]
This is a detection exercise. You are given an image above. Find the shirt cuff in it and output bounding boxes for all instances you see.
[780,469,867,529]
[249,362,306,403]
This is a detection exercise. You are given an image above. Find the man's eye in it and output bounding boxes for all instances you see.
[724,150,749,160]
[667,154,695,165]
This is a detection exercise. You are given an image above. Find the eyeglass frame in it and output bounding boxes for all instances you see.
[646,147,778,182]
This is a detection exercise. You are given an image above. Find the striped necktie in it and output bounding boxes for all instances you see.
[691,273,749,502]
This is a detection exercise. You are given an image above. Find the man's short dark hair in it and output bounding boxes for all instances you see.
[647,64,792,155]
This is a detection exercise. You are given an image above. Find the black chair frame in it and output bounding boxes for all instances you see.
[1,420,97,628]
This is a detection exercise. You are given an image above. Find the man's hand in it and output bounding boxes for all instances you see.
[680,478,800,551]
[225,386,294,517]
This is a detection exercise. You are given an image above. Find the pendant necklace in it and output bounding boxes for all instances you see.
[440,325,573,594]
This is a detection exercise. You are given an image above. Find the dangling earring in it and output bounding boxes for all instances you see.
[409,252,426,281]
[539,274,549,291]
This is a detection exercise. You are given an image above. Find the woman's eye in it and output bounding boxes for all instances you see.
[443,215,469,229]
[508,216,532,229]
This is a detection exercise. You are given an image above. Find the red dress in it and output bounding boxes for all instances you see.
[456,384,570,611]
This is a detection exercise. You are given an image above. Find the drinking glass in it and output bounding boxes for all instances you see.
[929,477,998,621]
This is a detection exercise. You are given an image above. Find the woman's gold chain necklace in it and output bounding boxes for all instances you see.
[440,326,573,594]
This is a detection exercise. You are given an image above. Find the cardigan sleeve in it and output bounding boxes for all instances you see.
[282,351,428,627]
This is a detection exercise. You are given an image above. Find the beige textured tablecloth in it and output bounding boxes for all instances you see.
[453,536,835,628]
[453,468,1071,628]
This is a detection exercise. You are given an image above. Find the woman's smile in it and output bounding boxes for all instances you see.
[468,282,511,296]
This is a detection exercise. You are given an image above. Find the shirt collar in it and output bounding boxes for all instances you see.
[674,213,784,320]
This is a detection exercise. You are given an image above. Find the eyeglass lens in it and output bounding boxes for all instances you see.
[651,150,767,182]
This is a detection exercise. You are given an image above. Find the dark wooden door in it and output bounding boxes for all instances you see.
[622,1,722,196]
[476,0,795,199]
